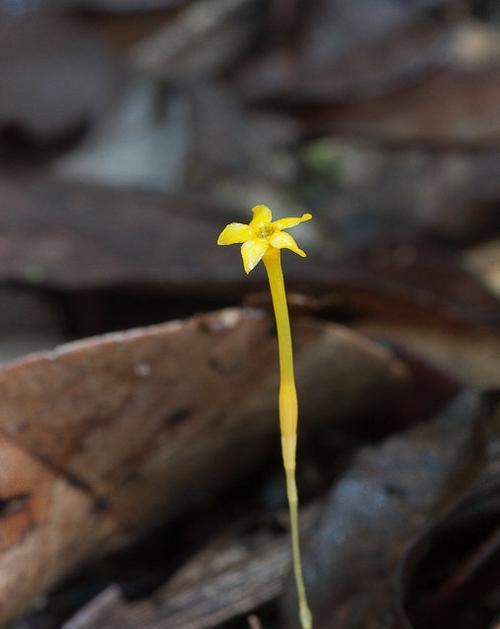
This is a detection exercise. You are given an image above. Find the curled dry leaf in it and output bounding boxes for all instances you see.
[396,476,500,629]
[0,308,406,623]
[282,391,485,629]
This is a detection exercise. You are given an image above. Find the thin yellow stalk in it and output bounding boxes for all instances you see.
[263,247,312,629]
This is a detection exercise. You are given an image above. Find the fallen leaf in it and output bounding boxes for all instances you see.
[11,179,494,322]
[328,238,500,327]
[0,307,407,623]
[397,476,500,629]
[282,390,485,628]
[0,176,234,290]
[262,237,500,328]
[290,19,500,148]
[0,176,331,299]
[302,62,500,149]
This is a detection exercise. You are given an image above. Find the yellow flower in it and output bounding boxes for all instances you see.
[217,205,312,274]
[217,202,314,629]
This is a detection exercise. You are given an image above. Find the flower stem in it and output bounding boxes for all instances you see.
[263,248,312,629]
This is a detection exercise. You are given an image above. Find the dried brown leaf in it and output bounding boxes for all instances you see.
[0,176,233,290]
[0,308,406,623]
[282,391,485,629]
[0,177,332,297]
[396,476,500,629]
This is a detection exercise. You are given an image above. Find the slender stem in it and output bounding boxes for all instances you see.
[263,248,312,629]
[287,470,312,629]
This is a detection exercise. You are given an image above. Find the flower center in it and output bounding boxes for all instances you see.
[258,225,274,239]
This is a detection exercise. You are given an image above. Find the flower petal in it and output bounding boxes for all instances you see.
[269,231,307,257]
[272,212,312,231]
[217,223,253,245]
[241,239,269,274]
[249,205,273,229]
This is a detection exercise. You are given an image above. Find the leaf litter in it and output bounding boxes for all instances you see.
[3,2,500,628]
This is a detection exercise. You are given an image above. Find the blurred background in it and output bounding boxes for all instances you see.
[3,0,500,357]
[3,1,500,628]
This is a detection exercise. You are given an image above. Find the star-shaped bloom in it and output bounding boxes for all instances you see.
[217,205,312,274]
